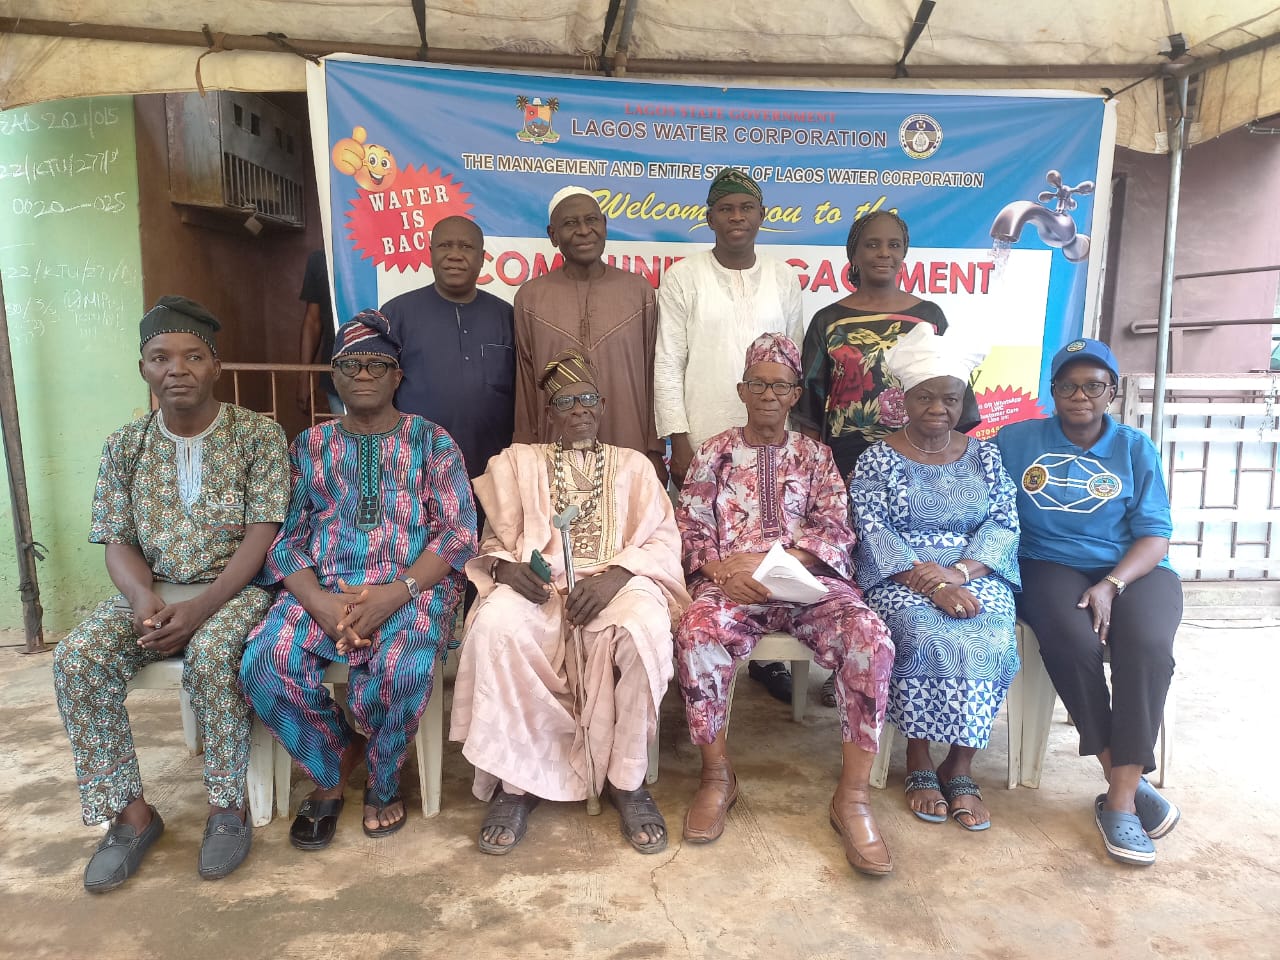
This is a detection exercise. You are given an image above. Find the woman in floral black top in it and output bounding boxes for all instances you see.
[796,211,979,480]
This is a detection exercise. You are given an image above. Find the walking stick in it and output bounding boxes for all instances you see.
[552,504,602,816]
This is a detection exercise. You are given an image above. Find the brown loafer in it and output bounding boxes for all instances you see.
[683,767,738,843]
[829,794,893,876]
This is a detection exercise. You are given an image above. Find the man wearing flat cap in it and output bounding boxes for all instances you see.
[512,187,665,480]
[240,310,477,848]
[53,296,290,892]
[654,167,806,704]
[451,350,688,857]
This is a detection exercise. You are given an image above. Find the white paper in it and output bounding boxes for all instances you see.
[751,542,829,604]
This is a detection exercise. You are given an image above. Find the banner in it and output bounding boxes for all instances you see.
[310,57,1114,435]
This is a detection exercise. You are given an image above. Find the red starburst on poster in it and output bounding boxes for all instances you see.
[344,166,474,273]
[970,385,1045,440]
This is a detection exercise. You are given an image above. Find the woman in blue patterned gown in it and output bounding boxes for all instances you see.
[850,323,1019,831]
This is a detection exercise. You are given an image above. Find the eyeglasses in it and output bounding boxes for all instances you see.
[333,358,396,379]
[742,379,800,397]
[1051,380,1112,399]
[550,392,601,411]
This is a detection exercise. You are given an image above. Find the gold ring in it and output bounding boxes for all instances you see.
[953,604,965,615]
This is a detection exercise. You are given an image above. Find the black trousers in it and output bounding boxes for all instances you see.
[1016,559,1181,773]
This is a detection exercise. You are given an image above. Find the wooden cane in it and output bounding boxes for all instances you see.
[553,505,602,816]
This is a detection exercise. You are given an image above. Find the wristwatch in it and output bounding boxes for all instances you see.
[397,575,421,599]
[1103,574,1126,594]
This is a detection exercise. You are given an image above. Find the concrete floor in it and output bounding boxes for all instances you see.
[2,615,1278,960]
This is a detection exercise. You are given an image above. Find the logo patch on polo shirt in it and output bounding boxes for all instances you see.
[1022,453,1124,513]
[1021,464,1048,493]
[1086,472,1121,499]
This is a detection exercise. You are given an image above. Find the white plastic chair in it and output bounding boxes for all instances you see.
[647,631,814,783]
[1016,620,1173,788]
[271,658,445,820]
[126,658,277,827]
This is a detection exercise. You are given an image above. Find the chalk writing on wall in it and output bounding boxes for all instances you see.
[0,98,140,344]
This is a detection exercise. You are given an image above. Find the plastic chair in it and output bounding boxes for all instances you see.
[125,658,277,827]
[271,658,445,820]
[1016,621,1173,788]
[647,631,814,783]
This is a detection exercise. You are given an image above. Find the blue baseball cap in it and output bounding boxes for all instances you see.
[1050,338,1119,381]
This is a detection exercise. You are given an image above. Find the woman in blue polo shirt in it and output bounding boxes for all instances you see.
[995,338,1181,867]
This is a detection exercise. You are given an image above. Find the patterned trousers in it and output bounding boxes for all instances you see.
[53,586,273,825]
[240,581,457,805]
[676,577,894,751]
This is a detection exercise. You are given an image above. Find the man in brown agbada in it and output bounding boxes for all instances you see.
[512,186,665,480]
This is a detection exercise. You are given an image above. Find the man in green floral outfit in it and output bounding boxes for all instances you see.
[52,296,289,893]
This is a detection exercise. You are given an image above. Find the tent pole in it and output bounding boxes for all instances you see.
[0,274,46,654]
[1150,77,1187,451]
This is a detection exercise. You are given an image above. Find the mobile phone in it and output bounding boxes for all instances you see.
[529,550,553,583]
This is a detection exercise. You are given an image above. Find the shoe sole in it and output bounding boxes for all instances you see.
[1094,806,1156,866]
[1143,802,1181,840]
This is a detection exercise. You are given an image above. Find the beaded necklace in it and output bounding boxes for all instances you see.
[552,439,605,522]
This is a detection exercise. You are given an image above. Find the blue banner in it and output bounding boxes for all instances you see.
[312,57,1110,433]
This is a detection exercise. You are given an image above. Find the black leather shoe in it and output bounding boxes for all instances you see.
[84,806,164,894]
[198,811,252,879]
[748,661,793,703]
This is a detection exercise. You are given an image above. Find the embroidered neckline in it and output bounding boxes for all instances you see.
[337,415,405,440]
[157,404,224,509]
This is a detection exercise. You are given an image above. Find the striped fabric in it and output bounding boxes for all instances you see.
[241,414,476,804]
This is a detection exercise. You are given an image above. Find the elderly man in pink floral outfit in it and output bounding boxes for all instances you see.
[674,332,895,876]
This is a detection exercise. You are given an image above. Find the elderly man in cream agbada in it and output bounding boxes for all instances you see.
[452,350,689,856]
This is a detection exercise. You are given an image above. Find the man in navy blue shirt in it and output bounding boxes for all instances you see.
[379,217,515,478]
[297,250,342,415]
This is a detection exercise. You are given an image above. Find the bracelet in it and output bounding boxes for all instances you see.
[953,561,972,583]
[487,556,502,581]
[930,580,948,596]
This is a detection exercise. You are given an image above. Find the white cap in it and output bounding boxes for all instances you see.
[547,185,597,222]
[883,321,988,392]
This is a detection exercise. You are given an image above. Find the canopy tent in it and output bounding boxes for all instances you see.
[3,1,1280,152]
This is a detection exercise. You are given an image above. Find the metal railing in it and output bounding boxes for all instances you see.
[219,362,338,430]
[1120,372,1279,580]
[149,362,338,432]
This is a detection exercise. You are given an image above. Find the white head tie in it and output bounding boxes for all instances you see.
[883,322,988,392]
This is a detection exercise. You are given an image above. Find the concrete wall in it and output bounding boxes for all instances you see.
[1104,127,1280,376]
[0,96,147,631]
[0,94,322,633]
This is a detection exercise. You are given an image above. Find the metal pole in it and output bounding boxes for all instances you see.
[0,273,46,653]
[1151,75,1187,450]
